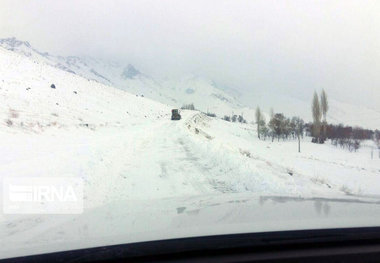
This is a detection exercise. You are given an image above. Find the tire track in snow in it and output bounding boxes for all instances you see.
[176,137,237,194]
[97,112,237,203]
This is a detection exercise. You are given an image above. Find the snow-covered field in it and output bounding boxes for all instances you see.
[0,43,380,258]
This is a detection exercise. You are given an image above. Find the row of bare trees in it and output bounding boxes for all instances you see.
[253,89,376,153]
[223,114,247,123]
[255,107,305,152]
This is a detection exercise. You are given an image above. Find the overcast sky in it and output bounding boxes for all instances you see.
[1,0,379,109]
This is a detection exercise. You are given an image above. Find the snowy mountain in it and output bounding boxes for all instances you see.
[0,44,169,134]
[0,37,252,121]
[1,37,380,129]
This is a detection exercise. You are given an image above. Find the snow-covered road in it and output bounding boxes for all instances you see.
[1,110,351,215]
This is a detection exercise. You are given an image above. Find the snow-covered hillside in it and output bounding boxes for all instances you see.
[0,42,169,133]
[0,37,252,121]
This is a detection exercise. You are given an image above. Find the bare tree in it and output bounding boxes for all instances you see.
[268,108,275,141]
[292,117,304,152]
[270,113,285,142]
[181,103,195,110]
[268,115,275,142]
[320,89,329,138]
[320,89,329,122]
[255,107,262,139]
[259,115,266,139]
[312,91,322,141]
[223,115,231,122]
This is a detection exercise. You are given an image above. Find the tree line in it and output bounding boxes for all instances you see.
[223,114,247,123]
[254,108,304,152]
[253,89,379,153]
[182,95,380,154]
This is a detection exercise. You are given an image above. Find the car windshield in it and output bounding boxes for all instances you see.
[0,0,380,260]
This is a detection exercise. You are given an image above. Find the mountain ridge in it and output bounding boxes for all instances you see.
[1,37,379,129]
[0,37,250,120]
